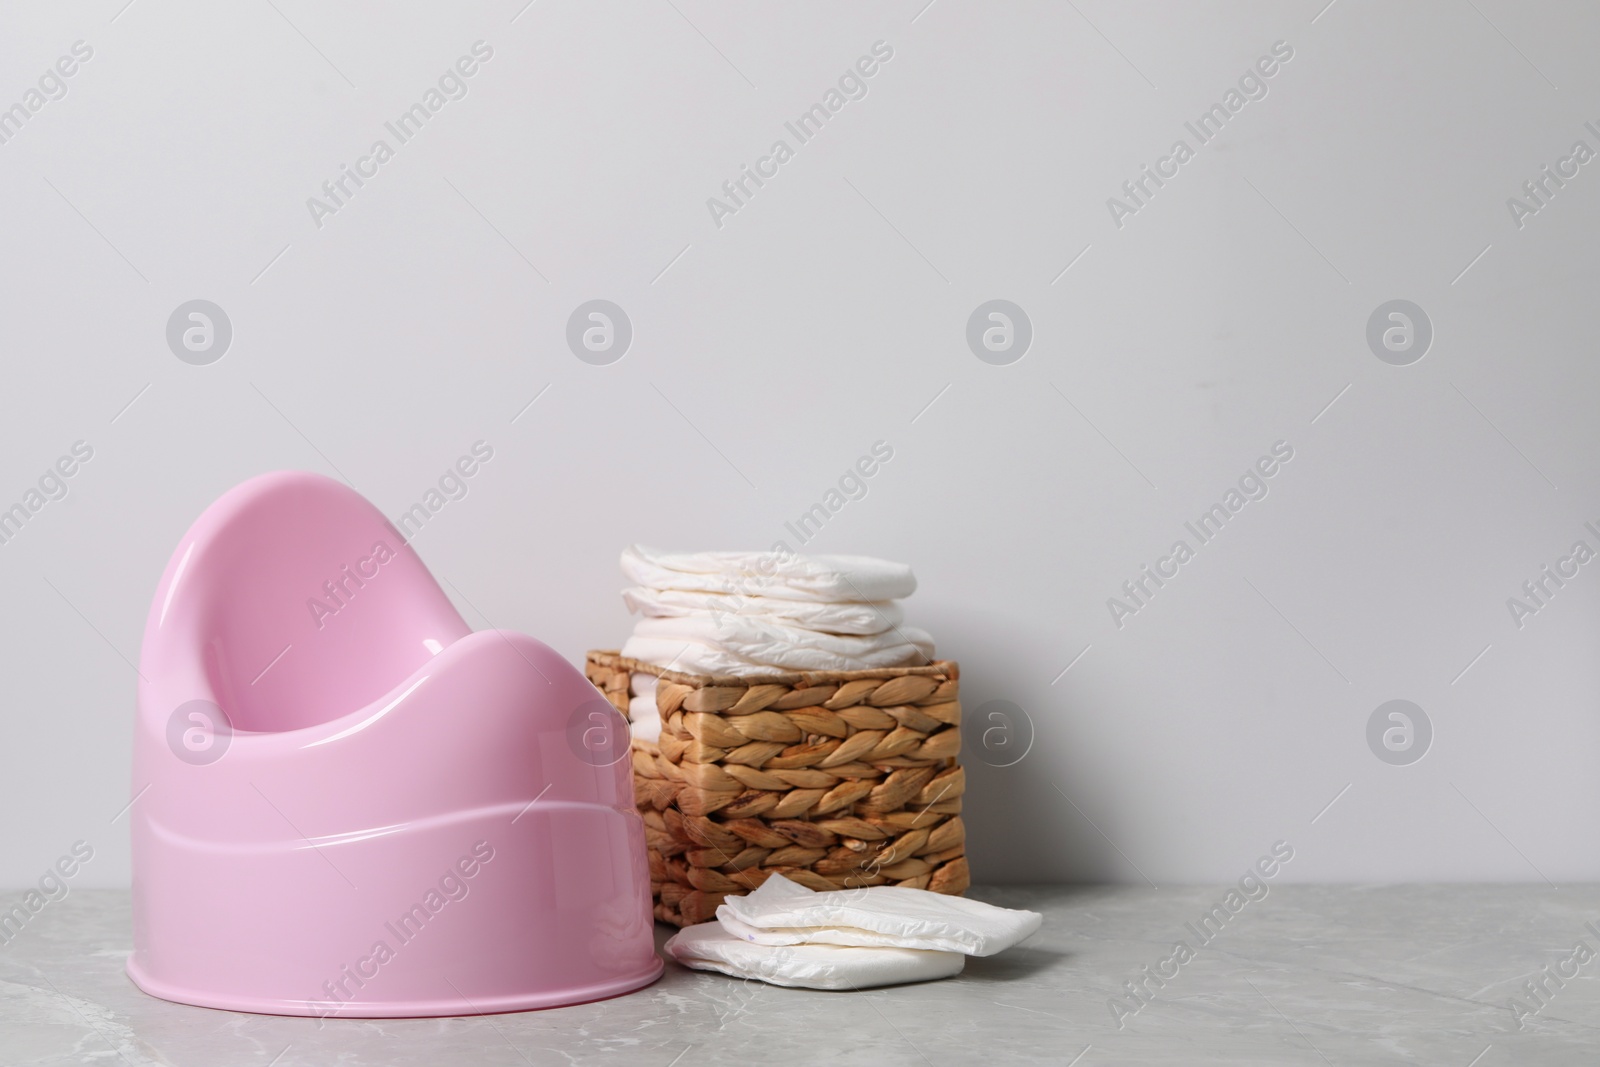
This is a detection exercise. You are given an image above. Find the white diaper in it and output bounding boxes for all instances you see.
[621,545,917,603]
[664,920,964,990]
[633,615,933,664]
[627,672,660,743]
[716,873,1042,957]
[620,634,932,677]
[622,585,904,636]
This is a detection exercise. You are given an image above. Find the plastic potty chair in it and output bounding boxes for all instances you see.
[127,471,661,1016]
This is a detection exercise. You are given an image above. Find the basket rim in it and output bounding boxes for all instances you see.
[586,650,958,689]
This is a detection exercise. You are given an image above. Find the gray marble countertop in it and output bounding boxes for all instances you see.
[4,885,1597,1065]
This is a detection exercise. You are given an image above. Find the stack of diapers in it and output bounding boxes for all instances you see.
[618,546,936,742]
[663,873,1042,990]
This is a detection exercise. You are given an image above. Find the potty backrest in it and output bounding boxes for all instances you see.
[143,471,471,733]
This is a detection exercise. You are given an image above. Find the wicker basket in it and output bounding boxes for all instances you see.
[585,651,968,927]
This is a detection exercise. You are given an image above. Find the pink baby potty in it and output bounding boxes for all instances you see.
[127,471,662,1016]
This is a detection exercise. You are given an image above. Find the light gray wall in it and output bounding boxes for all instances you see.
[2,0,1595,888]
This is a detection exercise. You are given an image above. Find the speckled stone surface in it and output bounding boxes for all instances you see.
[3,885,1599,1065]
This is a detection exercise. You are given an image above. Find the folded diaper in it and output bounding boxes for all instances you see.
[664,875,1041,991]
[622,545,917,603]
[663,920,964,990]
[622,585,904,636]
[632,615,933,667]
[717,873,1042,957]
[627,673,660,743]
[621,633,932,677]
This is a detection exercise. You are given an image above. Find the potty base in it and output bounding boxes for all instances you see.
[126,956,663,1018]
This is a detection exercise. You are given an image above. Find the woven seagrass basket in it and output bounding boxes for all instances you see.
[585,651,968,927]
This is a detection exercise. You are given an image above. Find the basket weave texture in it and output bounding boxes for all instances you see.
[586,650,969,927]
